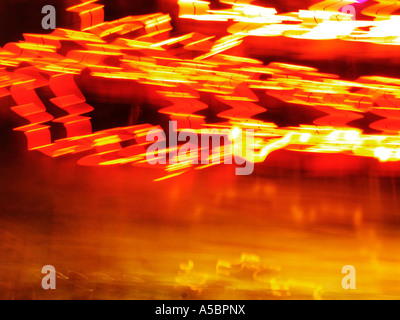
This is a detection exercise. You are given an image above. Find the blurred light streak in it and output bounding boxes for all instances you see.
[1,0,400,180]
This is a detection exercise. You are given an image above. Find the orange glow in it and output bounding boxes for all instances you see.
[1,0,400,181]
[3,0,400,302]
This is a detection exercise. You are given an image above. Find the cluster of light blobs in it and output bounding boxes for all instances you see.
[3,0,400,180]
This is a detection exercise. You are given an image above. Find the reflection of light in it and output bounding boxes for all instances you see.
[300,133,312,143]
[374,147,392,162]
[328,131,340,142]
[231,127,242,140]
[344,130,361,142]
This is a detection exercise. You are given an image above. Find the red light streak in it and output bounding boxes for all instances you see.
[3,0,400,180]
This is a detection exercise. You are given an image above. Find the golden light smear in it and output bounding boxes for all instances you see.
[1,0,400,181]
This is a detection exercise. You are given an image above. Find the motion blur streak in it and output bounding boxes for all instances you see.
[2,0,400,180]
[2,0,400,301]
